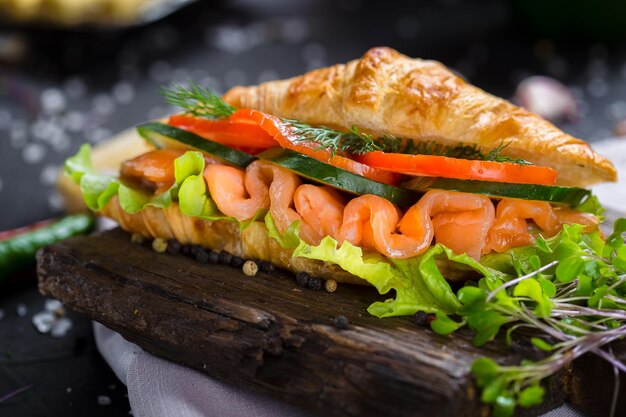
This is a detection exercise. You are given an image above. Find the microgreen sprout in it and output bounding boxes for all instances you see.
[432,221,626,417]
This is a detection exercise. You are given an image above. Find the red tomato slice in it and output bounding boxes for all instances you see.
[229,109,399,185]
[355,151,557,185]
[169,114,278,152]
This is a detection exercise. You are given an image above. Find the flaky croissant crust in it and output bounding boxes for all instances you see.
[101,197,368,285]
[224,47,616,187]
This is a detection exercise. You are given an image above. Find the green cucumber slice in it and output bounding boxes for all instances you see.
[136,122,256,167]
[258,147,420,207]
[403,177,591,206]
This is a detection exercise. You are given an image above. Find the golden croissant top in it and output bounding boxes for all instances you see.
[224,47,616,187]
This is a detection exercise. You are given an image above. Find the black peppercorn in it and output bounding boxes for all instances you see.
[190,245,202,256]
[167,239,181,254]
[414,311,433,327]
[181,245,191,255]
[295,272,310,288]
[260,261,275,273]
[307,276,322,290]
[230,256,244,268]
[218,251,232,265]
[208,250,220,264]
[195,248,209,263]
[333,315,349,329]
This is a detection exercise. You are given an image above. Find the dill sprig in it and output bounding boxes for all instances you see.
[161,82,236,120]
[486,142,532,165]
[286,120,383,156]
[378,137,531,165]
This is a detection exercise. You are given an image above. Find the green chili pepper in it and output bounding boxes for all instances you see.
[0,214,96,282]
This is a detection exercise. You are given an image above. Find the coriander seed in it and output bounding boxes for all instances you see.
[151,237,168,253]
[243,260,258,276]
[130,233,144,244]
[324,279,337,293]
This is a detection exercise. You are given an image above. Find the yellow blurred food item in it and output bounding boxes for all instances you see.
[0,0,169,26]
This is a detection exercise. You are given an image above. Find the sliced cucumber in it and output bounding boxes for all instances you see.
[136,122,256,167]
[258,147,420,207]
[403,176,591,206]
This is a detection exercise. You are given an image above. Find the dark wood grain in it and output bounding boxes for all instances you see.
[36,228,625,417]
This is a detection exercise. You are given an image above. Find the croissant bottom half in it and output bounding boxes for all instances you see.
[101,197,368,285]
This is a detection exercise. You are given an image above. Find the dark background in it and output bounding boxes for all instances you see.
[1,0,625,415]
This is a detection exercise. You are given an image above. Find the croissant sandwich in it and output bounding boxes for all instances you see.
[63,47,616,318]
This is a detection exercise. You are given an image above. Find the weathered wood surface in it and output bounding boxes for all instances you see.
[36,228,625,417]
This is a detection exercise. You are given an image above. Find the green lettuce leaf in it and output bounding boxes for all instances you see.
[64,145,262,228]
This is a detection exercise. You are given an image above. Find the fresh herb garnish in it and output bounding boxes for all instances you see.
[287,120,383,156]
[379,138,531,165]
[162,82,236,120]
[432,219,626,417]
[162,83,532,163]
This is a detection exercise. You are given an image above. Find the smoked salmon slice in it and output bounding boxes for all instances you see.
[416,190,495,260]
[486,199,599,253]
[120,149,185,194]
[294,185,345,245]
[338,191,494,259]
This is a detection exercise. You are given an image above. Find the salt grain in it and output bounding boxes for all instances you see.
[50,317,73,337]
[40,164,59,186]
[16,303,27,317]
[211,25,249,54]
[64,111,86,132]
[50,132,71,153]
[112,82,135,105]
[10,123,27,148]
[41,88,67,114]
[22,143,46,164]
[48,192,64,211]
[92,94,115,116]
[32,311,56,333]
[606,101,626,122]
[97,395,112,406]
[45,299,63,312]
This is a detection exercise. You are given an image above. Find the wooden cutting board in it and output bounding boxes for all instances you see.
[36,227,625,417]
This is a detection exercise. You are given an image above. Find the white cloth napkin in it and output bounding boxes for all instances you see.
[591,137,626,213]
[93,322,313,417]
[93,138,626,417]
